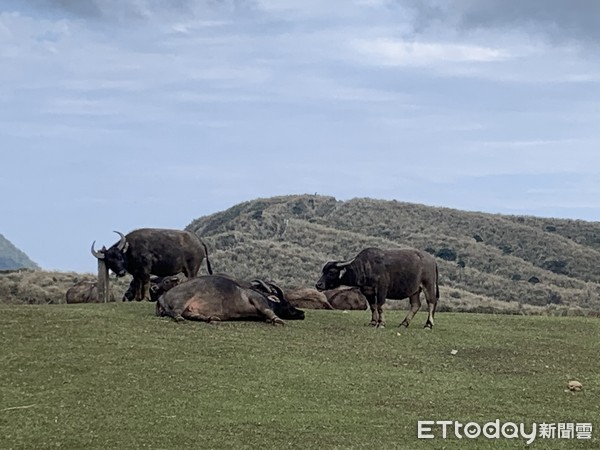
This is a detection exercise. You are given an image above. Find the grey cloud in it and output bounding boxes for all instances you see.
[401,0,600,44]
[14,0,253,21]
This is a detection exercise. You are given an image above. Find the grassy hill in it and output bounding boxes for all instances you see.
[1,304,598,449]
[0,233,39,271]
[1,194,599,314]
[187,195,600,314]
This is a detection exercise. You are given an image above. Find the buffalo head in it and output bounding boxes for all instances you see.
[91,231,130,277]
[251,280,305,321]
[149,275,181,301]
[315,259,354,291]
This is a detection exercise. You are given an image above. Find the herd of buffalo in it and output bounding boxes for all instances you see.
[69,227,441,328]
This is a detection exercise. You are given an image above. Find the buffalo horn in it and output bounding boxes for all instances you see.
[266,282,285,302]
[114,231,128,252]
[334,258,355,269]
[250,279,272,293]
[90,241,105,259]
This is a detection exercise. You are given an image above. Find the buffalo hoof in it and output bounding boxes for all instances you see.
[399,320,410,328]
[376,322,386,329]
[174,314,186,323]
[368,321,378,327]
[270,318,285,326]
[424,322,433,330]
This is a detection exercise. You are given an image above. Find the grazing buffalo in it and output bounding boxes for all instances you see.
[91,228,212,301]
[285,287,334,310]
[65,280,115,303]
[156,275,305,324]
[324,286,368,310]
[316,247,439,328]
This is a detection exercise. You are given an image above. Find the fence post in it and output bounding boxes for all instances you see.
[97,259,110,303]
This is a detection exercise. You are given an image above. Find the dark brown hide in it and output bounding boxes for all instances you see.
[285,288,334,310]
[323,286,368,310]
[316,247,439,328]
[91,228,212,301]
[156,275,305,324]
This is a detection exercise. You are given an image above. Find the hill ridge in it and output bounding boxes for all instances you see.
[186,194,600,312]
[0,233,39,271]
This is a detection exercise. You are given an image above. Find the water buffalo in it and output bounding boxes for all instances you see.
[324,286,368,310]
[316,247,439,328]
[149,275,181,301]
[91,228,212,301]
[122,275,181,302]
[285,287,334,310]
[65,280,115,303]
[156,275,305,325]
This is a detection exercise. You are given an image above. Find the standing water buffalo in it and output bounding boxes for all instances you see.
[156,275,305,324]
[316,247,439,328]
[91,228,212,301]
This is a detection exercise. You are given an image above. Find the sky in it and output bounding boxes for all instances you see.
[1,0,600,273]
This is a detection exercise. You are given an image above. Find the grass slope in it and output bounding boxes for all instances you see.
[1,303,598,449]
[187,195,600,312]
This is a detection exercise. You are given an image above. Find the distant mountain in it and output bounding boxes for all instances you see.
[0,233,39,271]
[187,195,600,313]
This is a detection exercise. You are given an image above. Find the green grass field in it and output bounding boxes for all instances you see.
[1,304,598,449]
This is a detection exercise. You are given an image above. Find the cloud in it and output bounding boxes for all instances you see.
[352,38,509,67]
[11,0,252,22]
[12,0,600,50]
[401,0,600,45]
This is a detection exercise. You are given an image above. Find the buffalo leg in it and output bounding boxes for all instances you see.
[138,275,151,301]
[183,311,221,323]
[123,279,137,301]
[400,292,421,327]
[248,297,285,325]
[366,295,379,326]
[376,304,385,328]
[376,290,387,328]
[423,283,437,329]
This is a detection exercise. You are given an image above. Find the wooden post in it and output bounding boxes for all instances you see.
[97,259,110,303]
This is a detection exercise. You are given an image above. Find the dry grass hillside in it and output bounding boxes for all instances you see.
[187,194,600,315]
[0,269,131,305]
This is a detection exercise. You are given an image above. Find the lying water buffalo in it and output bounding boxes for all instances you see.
[65,280,115,303]
[122,275,181,302]
[316,247,439,328]
[324,286,368,310]
[285,287,334,310]
[149,275,181,301]
[91,228,212,301]
[156,275,305,324]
